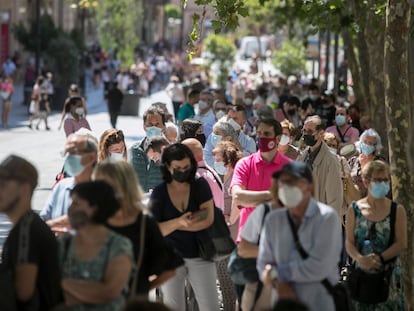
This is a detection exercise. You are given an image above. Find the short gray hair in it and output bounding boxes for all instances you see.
[358,128,383,155]
[213,121,238,142]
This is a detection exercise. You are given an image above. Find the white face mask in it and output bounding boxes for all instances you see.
[215,110,226,120]
[328,147,337,155]
[214,161,228,175]
[279,134,290,146]
[75,107,84,116]
[198,100,208,111]
[245,98,253,106]
[228,118,241,132]
[278,185,303,208]
[110,152,124,160]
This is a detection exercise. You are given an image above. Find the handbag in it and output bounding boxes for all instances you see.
[347,266,392,304]
[227,204,270,284]
[341,161,361,205]
[286,211,353,311]
[197,206,236,261]
[0,91,9,100]
[346,202,397,304]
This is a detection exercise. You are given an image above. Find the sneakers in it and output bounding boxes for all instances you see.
[36,125,39,130]
[28,124,32,129]
[46,126,51,131]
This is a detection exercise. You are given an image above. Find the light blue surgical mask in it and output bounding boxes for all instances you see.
[370,181,390,199]
[360,143,375,155]
[309,94,318,101]
[211,133,222,147]
[198,100,208,111]
[146,126,162,138]
[214,161,228,175]
[64,154,84,177]
[335,115,346,126]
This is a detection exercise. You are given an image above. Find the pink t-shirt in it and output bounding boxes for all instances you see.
[64,116,91,137]
[230,151,291,241]
[326,125,359,144]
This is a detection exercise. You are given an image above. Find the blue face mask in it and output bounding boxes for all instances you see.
[211,133,222,147]
[370,181,390,199]
[64,154,84,177]
[214,161,228,175]
[335,115,346,126]
[360,143,375,155]
[146,126,162,138]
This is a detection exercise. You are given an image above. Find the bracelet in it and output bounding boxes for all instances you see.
[377,253,386,265]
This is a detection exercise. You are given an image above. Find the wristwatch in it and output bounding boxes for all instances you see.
[270,267,279,281]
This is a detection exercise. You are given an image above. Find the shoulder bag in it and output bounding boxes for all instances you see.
[346,202,397,304]
[227,204,270,285]
[341,161,361,206]
[286,210,353,311]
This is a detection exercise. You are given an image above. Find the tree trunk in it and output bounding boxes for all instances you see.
[365,1,388,158]
[341,29,366,107]
[384,0,414,309]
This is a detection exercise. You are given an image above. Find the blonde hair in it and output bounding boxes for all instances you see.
[280,119,295,134]
[93,160,144,213]
[323,132,339,148]
[362,160,390,180]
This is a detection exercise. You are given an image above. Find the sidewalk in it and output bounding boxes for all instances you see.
[0,81,173,253]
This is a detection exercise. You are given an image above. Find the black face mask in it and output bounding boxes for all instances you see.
[172,168,192,183]
[303,134,317,146]
[287,109,296,116]
[195,134,206,147]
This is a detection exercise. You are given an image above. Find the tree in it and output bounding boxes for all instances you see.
[94,0,141,66]
[202,33,236,89]
[272,39,307,77]
[384,0,414,307]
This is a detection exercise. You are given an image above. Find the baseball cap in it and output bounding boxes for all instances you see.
[0,155,38,189]
[273,161,313,183]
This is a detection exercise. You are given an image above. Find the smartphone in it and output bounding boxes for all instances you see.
[189,208,209,221]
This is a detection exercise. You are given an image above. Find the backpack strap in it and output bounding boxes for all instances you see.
[198,166,223,191]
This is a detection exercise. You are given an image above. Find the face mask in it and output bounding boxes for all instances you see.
[303,134,317,146]
[258,137,277,152]
[198,100,208,111]
[172,168,192,183]
[335,115,346,126]
[215,110,226,120]
[64,154,85,176]
[370,181,390,199]
[279,134,290,146]
[287,109,296,116]
[68,207,90,230]
[195,133,206,147]
[278,185,303,207]
[75,107,84,116]
[211,133,222,147]
[214,161,228,175]
[228,118,241,132]
[309,95,318,101]
[245,98,253,106]
[110,152,124,160]
[360,143,375,155]
[328,147,338,155]
[146,126,162,138]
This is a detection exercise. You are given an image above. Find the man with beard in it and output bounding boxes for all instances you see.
[0,155,61,310]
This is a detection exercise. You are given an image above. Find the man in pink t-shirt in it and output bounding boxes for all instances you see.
[325,106,359,148]
[230,118,291,241]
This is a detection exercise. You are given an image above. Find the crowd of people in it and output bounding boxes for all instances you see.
[0,48,408,311]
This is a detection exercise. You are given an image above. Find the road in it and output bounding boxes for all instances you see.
[0,82,173,252]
